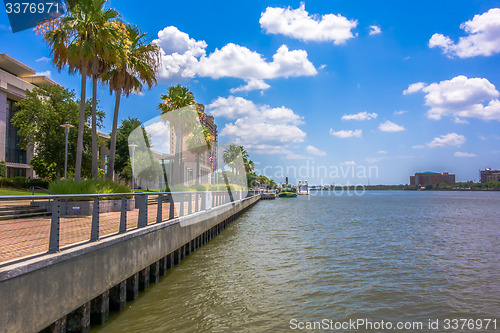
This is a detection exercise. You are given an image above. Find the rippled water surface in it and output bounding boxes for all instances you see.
[94,191,500,332]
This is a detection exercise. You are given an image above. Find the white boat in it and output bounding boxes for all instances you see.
[297,180,309,195]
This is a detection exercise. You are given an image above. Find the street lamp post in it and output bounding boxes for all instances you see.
[129,144,138,191]
[60,124,74,179]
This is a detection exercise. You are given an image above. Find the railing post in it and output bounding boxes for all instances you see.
[168,194,175,220]
[48,198,60,253]
[188,193,192,215]
[195,192,199,213]
[156,194,163,223]
[201,192,206,211]
[119,195,127,233]
[138,194,147,228]
[179,193,184,217]
[90,197,100,241]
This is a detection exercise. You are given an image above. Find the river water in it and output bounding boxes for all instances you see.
[94,191,500,332]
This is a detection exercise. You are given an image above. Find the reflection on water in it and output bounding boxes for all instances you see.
[94,191,500,332]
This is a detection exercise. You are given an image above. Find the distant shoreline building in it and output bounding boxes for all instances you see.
[410,172,455,187]
[0,53,56,178]
[480,168,500,183]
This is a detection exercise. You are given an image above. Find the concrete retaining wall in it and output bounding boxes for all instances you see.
[0,195,260,333]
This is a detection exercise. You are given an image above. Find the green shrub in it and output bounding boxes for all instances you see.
[0,162,6,178]
[29,178,50,189]
[49,179,131,194]
[170,184,196,192]
[190,184,208,191]
[11,177,28,188]
[0,177,12,187]
[0,177,49,189]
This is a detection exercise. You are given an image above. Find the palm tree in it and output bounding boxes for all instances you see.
[238,146,254,173]
[222,144,242,175]
[105,24,160,181]
[158,85,196,185]
[41,0,120,182]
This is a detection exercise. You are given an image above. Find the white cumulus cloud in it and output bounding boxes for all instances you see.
[454,151,477,157]
[207,96,306,149]
[34,71,51,77]
[329,129,362,138]
[427,133,466,148]
[340,161,357,166]
[259,2,358,44]
[306,145,326,156]
[403,82,427,95]
[230,79,271,93]
[154,26,317,82]
[404,75,500,122]
[341,111,378,121]
[36,56,51,62]
[369,25,381,35]
[379,120,405,132]
[429,8,500,58]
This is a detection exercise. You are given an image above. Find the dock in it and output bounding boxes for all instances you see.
[261,193,276,200]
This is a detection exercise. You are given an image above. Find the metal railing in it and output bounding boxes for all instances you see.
[0,190,259,265]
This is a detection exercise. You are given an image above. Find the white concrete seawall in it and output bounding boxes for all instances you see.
[0,194,260,333]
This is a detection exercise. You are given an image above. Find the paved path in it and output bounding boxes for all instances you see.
[0,201,185,265]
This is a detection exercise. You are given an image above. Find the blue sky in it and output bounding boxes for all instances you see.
[2,0,500,185]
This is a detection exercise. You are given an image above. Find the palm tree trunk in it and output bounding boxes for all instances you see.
[196,153,200,185]
[91,76,99,179]
[108,92,121,181]
[179,127,184,184]
[175,127,182,185]
[75,69,87,183]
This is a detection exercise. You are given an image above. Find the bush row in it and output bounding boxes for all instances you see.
[48,179,131,194]
[0,177,49,189]
[159,184,248,192]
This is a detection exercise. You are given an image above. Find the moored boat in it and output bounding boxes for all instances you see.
[297,180,309,195]
[278,177,297,198]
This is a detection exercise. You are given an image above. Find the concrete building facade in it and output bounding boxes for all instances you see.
[480,168,500,183]
[167,100,218,186]
[0,53,56,178]
[410,172,456,187]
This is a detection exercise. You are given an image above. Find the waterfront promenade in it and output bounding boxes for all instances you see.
[0,200,177,264]
[0,191,260,333]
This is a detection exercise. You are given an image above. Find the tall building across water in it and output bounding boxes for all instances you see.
[480,168,500,183]
[410,172,455,187]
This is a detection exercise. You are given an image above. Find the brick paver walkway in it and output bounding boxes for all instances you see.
[0,201,188,265]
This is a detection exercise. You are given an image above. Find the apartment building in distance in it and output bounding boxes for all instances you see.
[480,168,500,183]
[410,171,456,187]
[0,53,56,177]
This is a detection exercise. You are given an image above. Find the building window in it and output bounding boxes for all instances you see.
[6,99,27,164]
[7,167,26,178]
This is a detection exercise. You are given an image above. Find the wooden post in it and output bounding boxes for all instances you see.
[126,273,139,301]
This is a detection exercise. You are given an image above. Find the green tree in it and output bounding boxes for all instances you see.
[114,117,150,180]
[41,0,120,181]
[12,85,104,179]
[105,24,160,181]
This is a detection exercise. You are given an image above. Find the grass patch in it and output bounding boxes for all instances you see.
[0,188,47,196]
[49,180,131,195]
